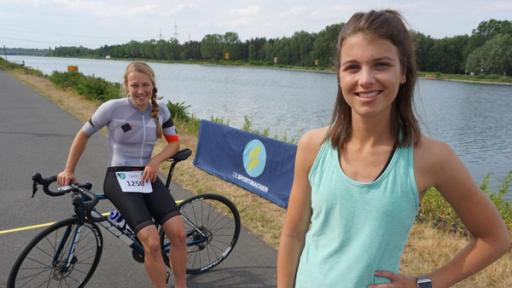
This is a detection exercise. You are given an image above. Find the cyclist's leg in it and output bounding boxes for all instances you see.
[146,178,187,288]
[137,225,168,288]
[161,216,187,288]
[104,169,169,287]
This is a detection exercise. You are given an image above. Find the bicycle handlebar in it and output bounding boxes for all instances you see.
[32,173,98,210]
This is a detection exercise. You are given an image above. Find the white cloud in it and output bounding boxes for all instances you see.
[278,6,308,18]
[125,4,159,16]
[229,5,261,17]
[484,0,512,12]
[219,5,261,29]
[50,0,159,17]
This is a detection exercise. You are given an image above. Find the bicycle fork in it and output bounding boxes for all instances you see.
[53,224,81,273]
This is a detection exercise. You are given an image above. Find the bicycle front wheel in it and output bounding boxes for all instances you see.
[8,218,103,288]
[161,193,241,274]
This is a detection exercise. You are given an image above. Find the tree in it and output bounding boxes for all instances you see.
[180,41,201,60]
[247,37,267,63]
[465,19,512,58]
[466,34,512,75]
[411,31,435,71]
[312,23,342,67]
[426,35,469,74]
[200,34,223,60]
[289,31,316,66]
[222,32,242,60]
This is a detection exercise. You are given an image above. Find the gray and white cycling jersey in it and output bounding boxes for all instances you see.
[82,98,178,167]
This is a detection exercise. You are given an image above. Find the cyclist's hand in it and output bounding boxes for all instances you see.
[57,170,75,186]
[142,161,159,183]
[368,271,416,288]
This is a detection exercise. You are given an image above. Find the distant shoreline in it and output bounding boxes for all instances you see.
[3,54,512,86]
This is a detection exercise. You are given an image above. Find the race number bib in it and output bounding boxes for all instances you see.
[115,171,153,193]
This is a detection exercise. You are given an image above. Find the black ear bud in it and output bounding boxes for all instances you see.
[153,87,158,95]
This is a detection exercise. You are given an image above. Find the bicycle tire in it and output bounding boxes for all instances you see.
[7,217,103,288]
[161,193,241,274]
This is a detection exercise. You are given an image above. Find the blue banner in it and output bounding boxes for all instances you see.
[194,120,297,208]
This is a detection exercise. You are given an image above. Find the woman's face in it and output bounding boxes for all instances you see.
[339,33,405,120]
[126,71,154,111]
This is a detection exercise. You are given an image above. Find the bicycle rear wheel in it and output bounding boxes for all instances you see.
[161,193,241,274]
[7,218,103,288]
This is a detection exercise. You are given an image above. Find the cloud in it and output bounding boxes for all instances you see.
[278,6,308,18]
[50,0,159,18]
[484,0,512,12]
[125,4,158,16]
[229,5,261,17]
[219,5,261,28]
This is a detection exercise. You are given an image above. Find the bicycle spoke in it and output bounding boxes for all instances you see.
[24,256,53,269]
[176,195,240,274]
[9,219,102,288]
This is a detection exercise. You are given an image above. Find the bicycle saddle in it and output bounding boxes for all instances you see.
[169,148,192,163]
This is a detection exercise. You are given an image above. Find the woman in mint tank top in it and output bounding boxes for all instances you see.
[277,10,510,288]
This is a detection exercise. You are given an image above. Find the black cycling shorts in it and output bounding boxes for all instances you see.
[103,166,180,234]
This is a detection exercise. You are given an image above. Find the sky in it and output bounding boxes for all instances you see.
[2,0,512,49]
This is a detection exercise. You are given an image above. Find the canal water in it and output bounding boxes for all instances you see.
[4,55,511,194]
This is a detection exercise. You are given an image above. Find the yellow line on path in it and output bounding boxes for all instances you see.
[0,212,110,236]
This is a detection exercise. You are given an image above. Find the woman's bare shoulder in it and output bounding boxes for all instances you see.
[298,126,330,150]
[415,134,453,161]
[414,135,459,191]
[295,126,330,167]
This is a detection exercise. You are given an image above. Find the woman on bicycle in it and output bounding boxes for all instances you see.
[277,10,510,288]
[58,61,187,288]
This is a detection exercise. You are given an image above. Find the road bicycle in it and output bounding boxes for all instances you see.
[7,148,241,288]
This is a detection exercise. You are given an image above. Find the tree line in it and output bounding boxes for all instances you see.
[49,19,512,75]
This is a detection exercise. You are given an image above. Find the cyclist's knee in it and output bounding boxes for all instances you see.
[169,229,186,245]
[142,236,161,255]
[137,227,161,255]
[163,219,186,244]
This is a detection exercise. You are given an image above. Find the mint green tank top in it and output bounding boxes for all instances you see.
[295,141,419,287]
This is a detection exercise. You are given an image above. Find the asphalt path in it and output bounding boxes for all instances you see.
[0,70,277,287]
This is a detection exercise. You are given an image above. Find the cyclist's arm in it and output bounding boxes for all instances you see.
[143,139,180,183]
[58,130,90,186]
[277,128,324,288]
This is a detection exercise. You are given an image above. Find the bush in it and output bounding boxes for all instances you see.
[418,171,512,235]
[49,71,120,102]
[166,101,191,122]
[166,100,201,135]
[49,71,82,88]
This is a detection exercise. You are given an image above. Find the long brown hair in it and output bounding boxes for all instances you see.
[326,10,420,149]
[123,61,163,138]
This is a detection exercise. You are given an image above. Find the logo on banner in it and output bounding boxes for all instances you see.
[243,139,267,178]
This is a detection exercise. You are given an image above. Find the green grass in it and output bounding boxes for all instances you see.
[0,57,45,77]
[418,71,512,84]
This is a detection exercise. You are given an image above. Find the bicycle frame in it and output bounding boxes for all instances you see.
[9,148,240,287]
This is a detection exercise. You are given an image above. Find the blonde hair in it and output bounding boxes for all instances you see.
[123,61,163,138]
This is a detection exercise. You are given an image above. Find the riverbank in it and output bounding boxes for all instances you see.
[6,54,512,85]
[102,59,512,85]
[417,71,512,85]
[4,64,512,287]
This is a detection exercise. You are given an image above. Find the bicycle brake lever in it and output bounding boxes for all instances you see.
[32,180,38,198]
